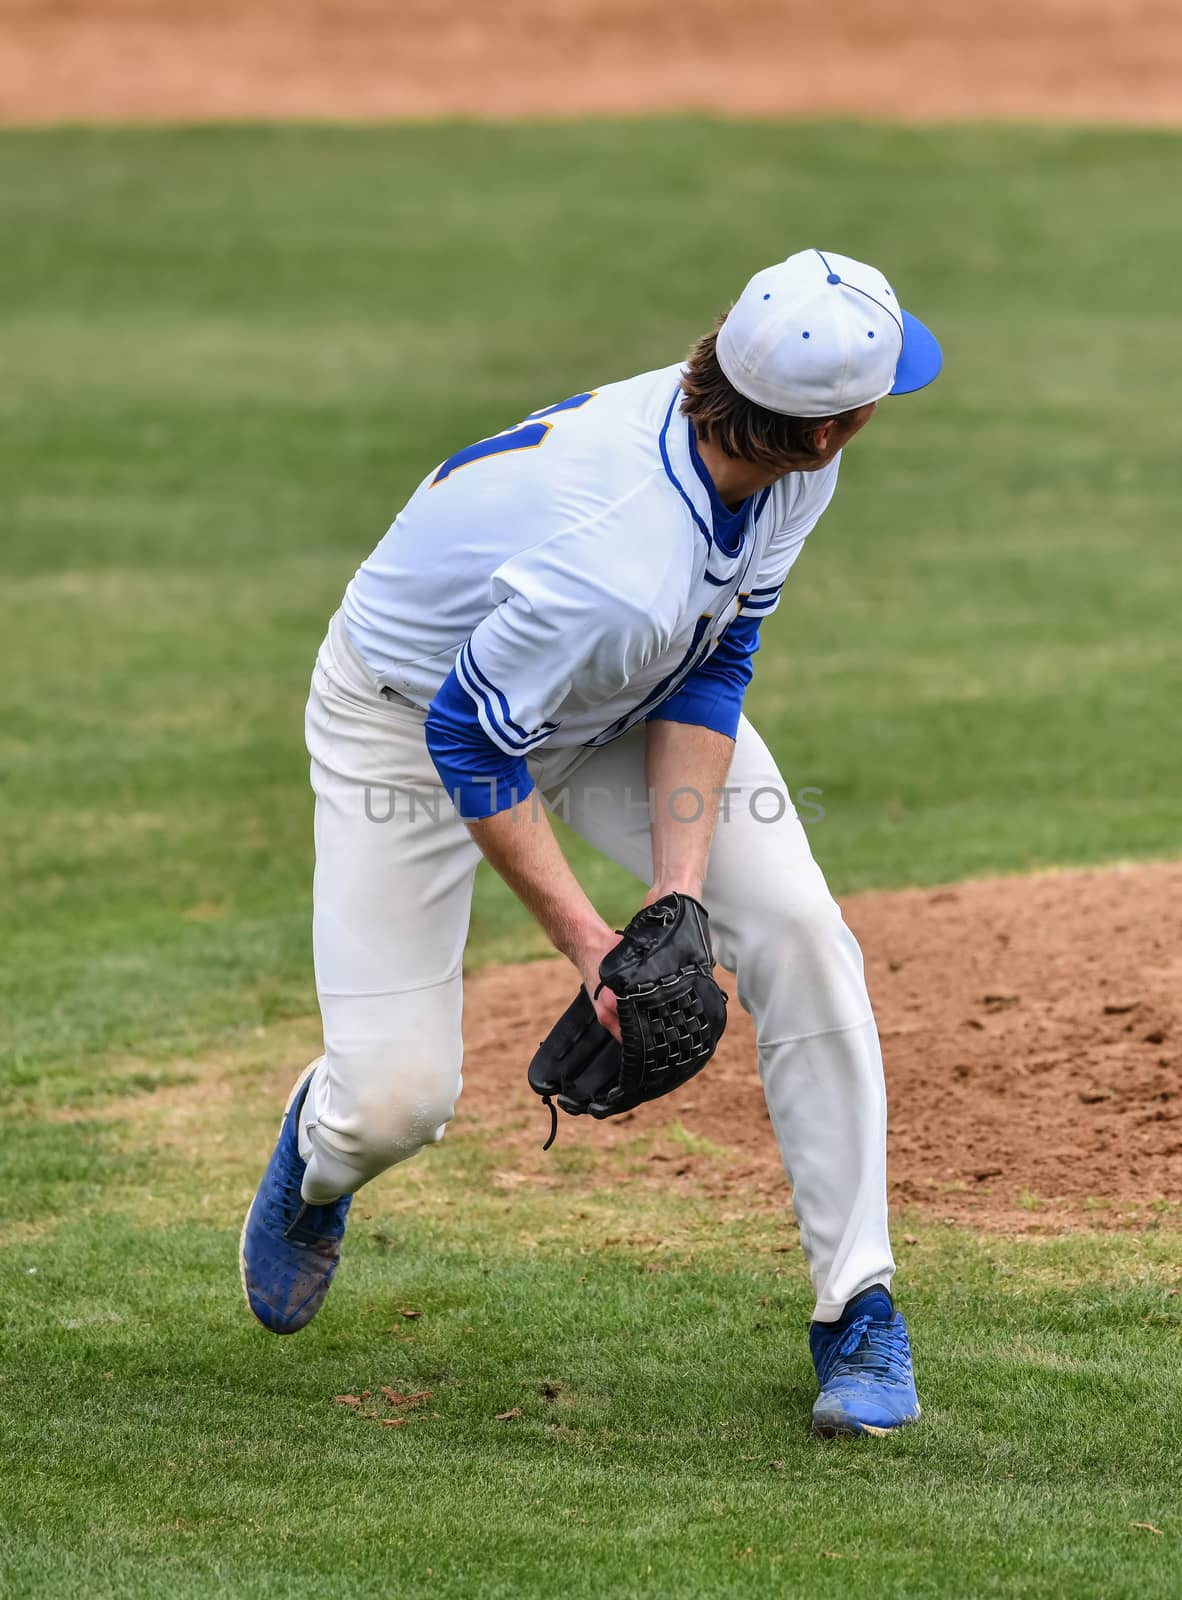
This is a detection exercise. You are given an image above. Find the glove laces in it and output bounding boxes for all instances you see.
[540,1094,558,1152]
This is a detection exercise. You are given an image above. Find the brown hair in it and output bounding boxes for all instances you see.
[679,312,830,470]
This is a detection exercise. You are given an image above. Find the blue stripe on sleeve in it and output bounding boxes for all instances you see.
[738,585,782,615]
[645,612,763,740]
[425,665,535,820]
[455,642,558,753]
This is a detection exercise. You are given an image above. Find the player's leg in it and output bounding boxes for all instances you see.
[554,721,916,1433]
[240,611,480,1333]
[690,719,916,1434]
[301,616,481,1202]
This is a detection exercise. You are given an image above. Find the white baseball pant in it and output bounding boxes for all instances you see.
[298,611,895,1320]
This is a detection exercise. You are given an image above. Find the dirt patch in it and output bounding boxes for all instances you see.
[459,861,1182,1231]
[2,0,1180,125]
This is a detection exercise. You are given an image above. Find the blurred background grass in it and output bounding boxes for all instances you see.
[3,122,1180,1094]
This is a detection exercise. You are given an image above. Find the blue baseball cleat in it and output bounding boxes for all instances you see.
[809,1284,921,1437]
[239,1064,353,1335]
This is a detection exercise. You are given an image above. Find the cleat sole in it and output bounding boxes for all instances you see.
[811,1403,921,1440]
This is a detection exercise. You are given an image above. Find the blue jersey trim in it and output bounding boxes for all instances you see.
[646,694,742,741]
[456,642,558,753]
[686,423,752,556]
[587,614,714,746]
[741,584,782,615]
[425,666,535,820]
[647,612,763,741]
[658,390,712,548]
[461,641,560,742]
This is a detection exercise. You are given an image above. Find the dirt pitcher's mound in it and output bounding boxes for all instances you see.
[460,861,1181,1230]
[3,0,1181,126]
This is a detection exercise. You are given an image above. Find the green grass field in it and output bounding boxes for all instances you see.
[2,122,1181,1597]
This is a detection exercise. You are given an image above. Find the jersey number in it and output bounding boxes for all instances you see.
[431,392,596,485]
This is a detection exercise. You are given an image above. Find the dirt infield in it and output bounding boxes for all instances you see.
[2,0,1180,125]
[459,862,1182,1230]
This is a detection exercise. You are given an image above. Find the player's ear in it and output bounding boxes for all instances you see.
[809,417,838,455]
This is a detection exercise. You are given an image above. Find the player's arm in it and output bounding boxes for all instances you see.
[642,607,761,898]
[638,461,841,891]
[424,553,664,1038]
[425,664,623,1035]
[644,718,736,903]
[468,802,623,1038]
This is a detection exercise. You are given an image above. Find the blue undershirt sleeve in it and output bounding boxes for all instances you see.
[646,612,763,741]
[425,664,535,821]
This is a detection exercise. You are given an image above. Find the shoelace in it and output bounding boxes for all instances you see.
[263,1136,347,1244]
[283,1200,347,1245]
[264,1152,306,1233]
[823,1313,912,1387]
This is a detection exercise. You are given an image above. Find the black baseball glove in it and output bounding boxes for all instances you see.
[528,893,728,1148]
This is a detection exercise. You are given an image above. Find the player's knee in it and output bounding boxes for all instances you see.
[738,874,845,961]
[727,881,866,1032]
[779,884,846,952]
[322,1041,462,1172]
[358,1059,460,1164]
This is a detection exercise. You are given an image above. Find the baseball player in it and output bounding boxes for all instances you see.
[240,248,943,1438]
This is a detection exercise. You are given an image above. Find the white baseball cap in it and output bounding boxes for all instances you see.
[716,248,943,418]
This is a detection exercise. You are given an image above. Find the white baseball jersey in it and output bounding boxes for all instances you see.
[342,363,840,813]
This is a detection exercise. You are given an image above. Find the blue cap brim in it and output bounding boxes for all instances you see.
[890,309,943,396]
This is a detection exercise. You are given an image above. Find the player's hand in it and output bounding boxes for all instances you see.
[574,924,623,1041]
[529,893,727,1140]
